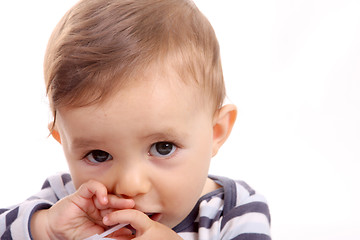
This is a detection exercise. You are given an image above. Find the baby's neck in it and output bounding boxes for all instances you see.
[200,177,222,197]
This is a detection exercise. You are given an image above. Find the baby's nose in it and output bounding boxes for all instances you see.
[113,163,152,198]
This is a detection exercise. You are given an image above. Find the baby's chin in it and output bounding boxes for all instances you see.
[157,214,185,229]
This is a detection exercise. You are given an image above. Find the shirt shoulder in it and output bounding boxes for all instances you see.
[215,176,271,240]
[176,175,271,240]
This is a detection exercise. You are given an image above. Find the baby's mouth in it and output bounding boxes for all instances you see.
[146,212,162,222]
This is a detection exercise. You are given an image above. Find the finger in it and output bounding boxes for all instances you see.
[94,195,135,212]
[74,180,108,206]
[99,198,135,218]
[110,227,134,238]
[107,195,135,209]
[110,234,135,240]
[103,209,152,234]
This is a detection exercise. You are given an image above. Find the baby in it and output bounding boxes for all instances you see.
[0,0,271,239]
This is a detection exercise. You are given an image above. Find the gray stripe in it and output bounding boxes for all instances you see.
[5,206,18,228]
[61,173,72,185]
[0,229,12,240]
[231,233,271,240]
[0,209,9,215]
[221,201,270,230]
[198,210,222,229]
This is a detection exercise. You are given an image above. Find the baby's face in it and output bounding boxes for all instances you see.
[55,74,217,228]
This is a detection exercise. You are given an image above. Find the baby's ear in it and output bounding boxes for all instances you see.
[48,122,61,144]
[212,104,237,157]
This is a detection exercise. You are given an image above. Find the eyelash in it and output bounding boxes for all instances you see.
[83,149,113,164]
[148,141,178,158]
[82,140,181,164]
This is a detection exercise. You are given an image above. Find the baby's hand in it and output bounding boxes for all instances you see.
[30,180,135,240]
[103,209,183,240]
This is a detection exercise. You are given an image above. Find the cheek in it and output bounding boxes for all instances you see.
[66,166,87,190]
[62,148,89,189]
[158,147,212,209]
[157,168,208,227]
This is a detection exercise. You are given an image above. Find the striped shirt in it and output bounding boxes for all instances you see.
[0,173,271,240]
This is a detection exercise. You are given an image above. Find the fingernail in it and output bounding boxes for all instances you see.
[103,216,109,224]
[127,198,135,205]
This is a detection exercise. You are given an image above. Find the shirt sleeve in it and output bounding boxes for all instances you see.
[0,173,75,240]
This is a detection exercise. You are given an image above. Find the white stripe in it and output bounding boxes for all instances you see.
[178,231,198,240]
[235,182,251,205]
[235,182,269,206]
[198,197,224,218]
[220,212,271,239]
[65,181,76,195]
[198,220,221,240]
[48,174,70,199]
[241,193,268,206]
[32,187,58,203]
[0,209,11,235]
[11,199,52,240]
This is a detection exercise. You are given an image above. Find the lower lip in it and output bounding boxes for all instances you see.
[150,213,162,222]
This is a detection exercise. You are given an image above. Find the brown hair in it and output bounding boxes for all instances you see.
[44,0,225,130]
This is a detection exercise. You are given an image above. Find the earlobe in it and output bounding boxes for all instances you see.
[48,122,61,144]
[212,104,237,157]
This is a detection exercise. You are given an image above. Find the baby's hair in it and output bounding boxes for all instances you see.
[44,0,225,130]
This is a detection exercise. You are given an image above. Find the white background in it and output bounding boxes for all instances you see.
[0,1,359,239]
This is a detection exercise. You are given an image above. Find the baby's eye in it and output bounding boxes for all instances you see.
[149,142,177,157]
[85,150,113,164]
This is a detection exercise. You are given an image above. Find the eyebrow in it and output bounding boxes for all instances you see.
[141,128,188,141]
[71,138,104,149]
[70,128,188,149]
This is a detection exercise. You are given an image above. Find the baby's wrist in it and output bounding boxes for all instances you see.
[30,209,51,240]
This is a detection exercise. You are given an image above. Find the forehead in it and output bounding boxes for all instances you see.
[56,74,213,140]
[109,70,203,113]
[107,65,214,116]
[105,77,197,120]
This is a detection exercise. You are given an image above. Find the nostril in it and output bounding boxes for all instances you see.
[114,193,133,200]
[114,182,151,198]
[113,168,152,197]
